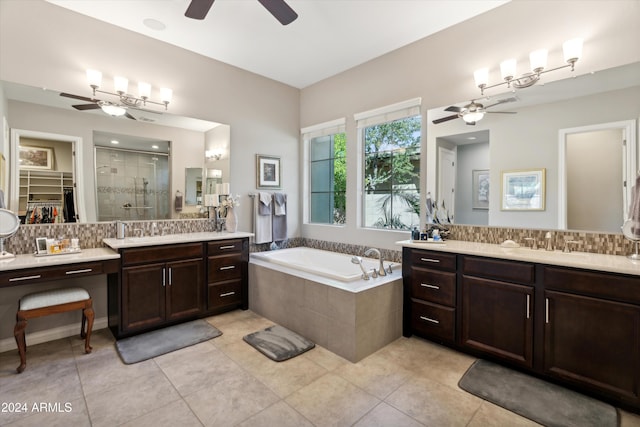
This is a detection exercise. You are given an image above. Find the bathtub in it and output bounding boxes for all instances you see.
[249,247,403,362]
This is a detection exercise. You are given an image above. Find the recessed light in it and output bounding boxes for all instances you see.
[467,136,477,140]
[151,145,159,149]
[111,140,119,144]
[143,18,166,31]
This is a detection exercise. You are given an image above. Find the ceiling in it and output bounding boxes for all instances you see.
[45,0,509,89]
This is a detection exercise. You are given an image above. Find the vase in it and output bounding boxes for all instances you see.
[225,207,237,232]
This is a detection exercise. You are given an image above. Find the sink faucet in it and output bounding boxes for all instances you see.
[364,248,387,276]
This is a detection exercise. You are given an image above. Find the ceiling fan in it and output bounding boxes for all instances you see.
[59,92,138,120]
[185,0,298,25]
[432,97,518,126]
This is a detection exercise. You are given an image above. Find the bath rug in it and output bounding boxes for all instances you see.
[115,319,222,364]
[243,325,315,362]
[459,359,618,427]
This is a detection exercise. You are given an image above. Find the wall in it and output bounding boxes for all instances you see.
[455,142,489,225]
[300,0,640,250]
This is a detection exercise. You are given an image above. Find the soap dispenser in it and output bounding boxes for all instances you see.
[545,231,554,251]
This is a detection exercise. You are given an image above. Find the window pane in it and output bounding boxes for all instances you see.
[309,132,346,225]
[310,193,332,223]
[311,159,332,192]
[311,135,332,161]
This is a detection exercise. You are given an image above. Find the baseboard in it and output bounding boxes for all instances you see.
[0,317,109,353]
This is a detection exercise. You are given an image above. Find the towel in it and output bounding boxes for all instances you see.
[272,192,287,241]
[259,192,272,216]
[629,175,640,237]
[253,194,272,244]
[175,192,183,212]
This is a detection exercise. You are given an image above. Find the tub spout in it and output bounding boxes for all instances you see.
[351,256,370,280]
[364,248,387,276]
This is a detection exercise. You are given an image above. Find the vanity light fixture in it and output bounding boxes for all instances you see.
[474,38,583,95]
[85,69,173,114]
[206,150,223,161]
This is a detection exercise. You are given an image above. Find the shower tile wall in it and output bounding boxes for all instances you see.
[95,148,170,221]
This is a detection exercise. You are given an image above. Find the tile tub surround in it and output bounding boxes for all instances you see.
[249,258,403,362]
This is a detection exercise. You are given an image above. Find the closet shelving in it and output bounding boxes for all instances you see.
[18,170,73,216]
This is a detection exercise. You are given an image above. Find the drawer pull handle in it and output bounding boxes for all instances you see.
[220,291,236,297]
[219,266,236,271]
[420,258,440,263]
[9,275,42,282]
[162,268,166,287]
[421,283,440,290]
[65,268,92,275]
[545,298,549,324]
[526,295,531,319]
[219,245,236,250]
[420,316,440,324]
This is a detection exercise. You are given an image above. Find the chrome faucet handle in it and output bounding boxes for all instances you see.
[371,268,378,278]
[524,237,537,250]
[563,240,580,253]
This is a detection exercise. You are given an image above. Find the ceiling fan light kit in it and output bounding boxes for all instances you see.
[474,38,583,95]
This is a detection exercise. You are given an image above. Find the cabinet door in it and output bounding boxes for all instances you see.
[166,258,204,321]
[544,290,640,403]
[122,263,166,332]
[461,276,534,368]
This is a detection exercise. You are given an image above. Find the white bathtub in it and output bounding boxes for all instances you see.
[250,247,395,285]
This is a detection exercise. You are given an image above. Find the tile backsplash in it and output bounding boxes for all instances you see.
[3,219,635,258]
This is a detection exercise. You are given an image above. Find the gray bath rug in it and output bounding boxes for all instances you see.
[243,325,315,362]
[115,319,222,364]
[459,359,618,427]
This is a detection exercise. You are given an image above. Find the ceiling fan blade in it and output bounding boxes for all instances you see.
[185,0,215,20]
[257,0,298,25]
[444,105,462,113]
[484,97,518,109]
[432,114,460,124]
[72,103,101,111]
[486,111,517,114]
[60,92,96,103]
[125,112,137,121]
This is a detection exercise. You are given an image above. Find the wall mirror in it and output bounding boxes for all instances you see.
[2,80,230,223]
[427,61,640,233]
[185,167,203,206]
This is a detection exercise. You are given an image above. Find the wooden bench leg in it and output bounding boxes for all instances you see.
[82,302,94,354]
[14,314,27,374]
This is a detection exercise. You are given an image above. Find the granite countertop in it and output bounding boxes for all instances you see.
[0,247,120,272]
[103,231,254,249]
[397,239,640,277]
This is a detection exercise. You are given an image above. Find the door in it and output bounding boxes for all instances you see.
[166,258,203,321]
[122,263,166,331]
[461,276,534,368]
[544,290,640,402]
[438,146,456,222]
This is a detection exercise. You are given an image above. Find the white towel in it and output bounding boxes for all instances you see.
[272,193,287,241]
[253,194,272,244]
[629,176,640,237]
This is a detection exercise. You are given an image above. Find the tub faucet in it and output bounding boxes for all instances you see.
[351,256,370,280]
[364,248,387,276]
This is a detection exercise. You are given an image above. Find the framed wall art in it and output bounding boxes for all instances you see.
[19,146,53,170]
[256,154,281,189]
[472,169,490,209]
[501,168,546,211]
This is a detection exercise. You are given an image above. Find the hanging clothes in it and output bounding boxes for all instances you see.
[64,189,76,222]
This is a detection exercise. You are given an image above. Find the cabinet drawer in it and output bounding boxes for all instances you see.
[411,267,456,306]
[208,280,242,309]
[122,243,203,266]
[208,239,244,255]
[543,266,640,305]
[0,262,106,287]
[462,256,534,285]
[410,250,456,271]
[411,299,455,343]
[208,254,243,282]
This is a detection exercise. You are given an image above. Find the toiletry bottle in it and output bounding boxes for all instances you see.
[116,221,126,239]
[411,227,420,242]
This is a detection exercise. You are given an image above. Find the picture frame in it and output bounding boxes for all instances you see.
[501,168,546,211]
[256,154,281,189]
[35,237,48,254]
[472,169,490,210]
[19,146,53,170]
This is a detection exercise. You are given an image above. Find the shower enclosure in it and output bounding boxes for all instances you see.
[95,147,170,221]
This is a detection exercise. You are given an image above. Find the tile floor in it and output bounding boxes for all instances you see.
[1,309,639,427]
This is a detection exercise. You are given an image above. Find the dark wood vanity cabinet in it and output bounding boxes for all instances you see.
[206,239,249,313]
[117,243,204,335]
[461,256,535,368]
[402,246,640,411]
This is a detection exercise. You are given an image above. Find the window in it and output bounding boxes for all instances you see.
[357,99,421,230]
[302,118,346,225]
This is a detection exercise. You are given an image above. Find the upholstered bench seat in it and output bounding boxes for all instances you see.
[14,287,93,373]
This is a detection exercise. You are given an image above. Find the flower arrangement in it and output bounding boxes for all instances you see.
[221,194,240,209]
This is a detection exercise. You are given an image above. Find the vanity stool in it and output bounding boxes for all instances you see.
[14,287,94,373]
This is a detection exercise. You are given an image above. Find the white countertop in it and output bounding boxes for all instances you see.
[103,231,254,249]
[397,239,640,277]
[0,247,120,272]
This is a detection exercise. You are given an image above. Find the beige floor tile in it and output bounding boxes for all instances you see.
[373,336,449,372]
[205,309,262,328]
[386,375,483,426]
[184,369,280,427]
[209,315,274,349]
[2,397,90,427]
[120,398,202,427]
[353,402,424,427]
[84,369,181,427]
[413,346,476,389]
[467,401,542,427]
[69,327,116,354]
[237,401,314,427]
[302,344,350,372]
[621,409,640,427]
[285,372,380,426]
